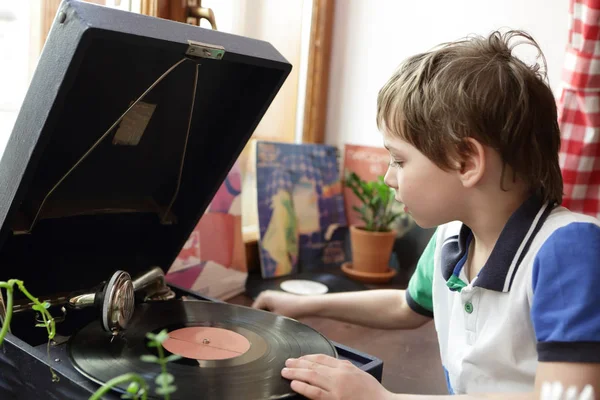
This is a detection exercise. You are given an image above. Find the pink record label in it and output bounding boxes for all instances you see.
[162,327,251,360]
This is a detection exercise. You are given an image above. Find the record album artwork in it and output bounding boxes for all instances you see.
[256,141,348,278]
[166,162,247,300]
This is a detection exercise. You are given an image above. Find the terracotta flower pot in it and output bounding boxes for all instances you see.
[349,225,396,274]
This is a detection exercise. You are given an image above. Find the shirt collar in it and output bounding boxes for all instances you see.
[441,194,553,292]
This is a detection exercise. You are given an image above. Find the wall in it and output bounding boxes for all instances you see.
[325,0,570,149]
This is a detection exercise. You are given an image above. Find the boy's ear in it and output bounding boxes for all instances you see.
[457,138,485,188]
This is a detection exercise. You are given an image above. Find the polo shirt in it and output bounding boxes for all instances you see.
[406,195,600,394]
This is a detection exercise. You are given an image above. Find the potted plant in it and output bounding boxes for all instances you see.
[343,172,406,278]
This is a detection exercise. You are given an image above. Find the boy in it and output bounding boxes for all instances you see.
[252,30,600,399]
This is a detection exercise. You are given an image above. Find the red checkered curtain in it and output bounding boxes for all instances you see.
[558,0,600,217]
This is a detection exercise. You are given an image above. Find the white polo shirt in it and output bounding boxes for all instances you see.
[406,195,600,394]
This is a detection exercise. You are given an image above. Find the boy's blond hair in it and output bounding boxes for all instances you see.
[377,30,563,204]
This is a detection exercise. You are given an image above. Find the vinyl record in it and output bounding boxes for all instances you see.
[68,300,337,399]
[245,270,367,299]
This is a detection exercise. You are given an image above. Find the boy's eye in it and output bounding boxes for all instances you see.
[389,159,404,168]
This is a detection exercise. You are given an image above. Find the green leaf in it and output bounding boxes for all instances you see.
[35,323,47,328]
[369,195,382,211]
[146,342,159,348]
[348,184,367,204]
[140,355,159,363]
[164,354,182,363]
[145,332,157,341]
[384,213,402,226]
[359,180,372,196]
[345,171,360,186]
[156,386,177,395]
[126,381,140,394]
[355,204,371,228]
[376,183,388,201]
[154,329,169,344]
[155,373,174,386]
[31,302,51,312]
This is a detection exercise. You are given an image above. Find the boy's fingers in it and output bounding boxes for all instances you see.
[290,380,331,400]
[251,293,269,310]
[285,358,330,371]
[296,354,341,368]
[250,297,263,309]
[282,367,332,393]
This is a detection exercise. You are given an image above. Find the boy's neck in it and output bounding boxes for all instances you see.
[461,187,531,279]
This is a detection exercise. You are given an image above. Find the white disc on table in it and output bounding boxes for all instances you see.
[280,279,329,295]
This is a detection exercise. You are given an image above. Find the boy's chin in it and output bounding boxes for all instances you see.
[410,215,445,230]
[413,220,435,229]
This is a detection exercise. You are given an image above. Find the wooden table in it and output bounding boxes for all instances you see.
[228,278,448,395]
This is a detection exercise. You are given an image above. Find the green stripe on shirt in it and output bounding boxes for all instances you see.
[407,231,437,313]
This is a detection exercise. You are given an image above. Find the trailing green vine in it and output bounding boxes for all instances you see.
[0,280,56,345]
[0,281,180,400]
[88,329,181,400]
[0,279,58,381]
[88,373,149,400]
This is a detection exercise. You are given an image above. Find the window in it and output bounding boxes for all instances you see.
[0,1,40,157]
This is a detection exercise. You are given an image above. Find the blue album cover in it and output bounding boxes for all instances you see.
[256,141,348,278]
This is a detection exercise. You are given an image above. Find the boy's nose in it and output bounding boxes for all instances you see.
[384,167,397,189]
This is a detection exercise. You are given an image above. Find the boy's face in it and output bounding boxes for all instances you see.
[383,132,465,228]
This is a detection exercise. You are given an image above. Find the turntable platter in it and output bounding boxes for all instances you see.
[68,300,337,399]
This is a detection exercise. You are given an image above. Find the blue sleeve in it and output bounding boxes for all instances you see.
[531,222,600,363]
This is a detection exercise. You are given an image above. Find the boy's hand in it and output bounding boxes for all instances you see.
[251,290,307,319]
[282,354,392,400]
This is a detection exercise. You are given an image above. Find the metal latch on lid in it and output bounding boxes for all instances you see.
[186,40,225,60]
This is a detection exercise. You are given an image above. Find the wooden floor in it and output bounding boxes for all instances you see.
[229,294,449,396]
